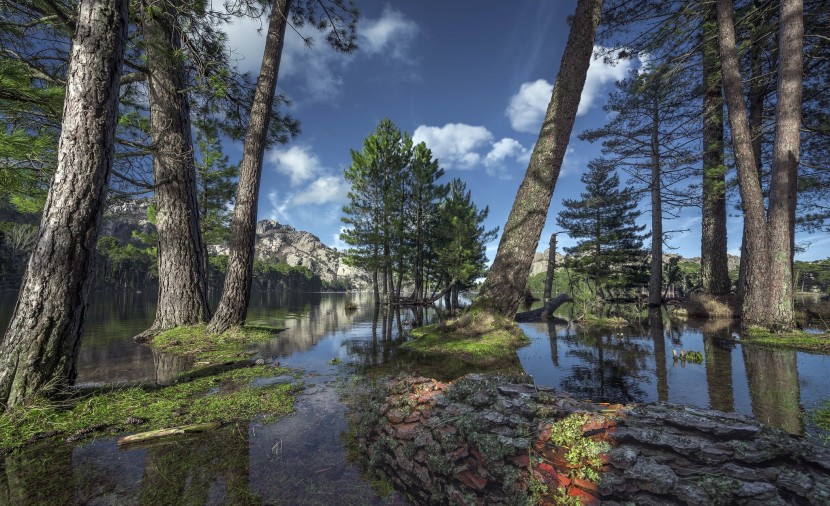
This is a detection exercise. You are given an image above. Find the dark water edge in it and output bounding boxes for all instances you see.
[0,290,829,504]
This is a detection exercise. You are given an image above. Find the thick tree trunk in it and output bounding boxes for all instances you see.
[649,101,663,307]
[700,1,731,296]
[543,234,556,300]
[765,0,802,329]
[718,0,802,329]
[141,0,210,336]
[208,0,289,334]
[0,0,127,409]
[716,0,771,326]
[476,0,603,317]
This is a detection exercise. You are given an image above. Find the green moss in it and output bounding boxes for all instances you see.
[576,314,629,328]
[546,413,611,482]
[153,323,284,363]
[402,309,529,367]
[743,327,830,353]
[0,364,298,452]
[698,474,740,506]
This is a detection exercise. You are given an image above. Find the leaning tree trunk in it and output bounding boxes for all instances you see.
[649,99,663,307]
[0,0,127,409]
[476,0,603,317]
[765,0,802,329]
[208,0,289,334]
[716,0,771,326]
[700,0,731,296]
[139,0,210,338]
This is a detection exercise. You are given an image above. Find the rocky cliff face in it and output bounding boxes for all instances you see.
[212,220,371,289]
[101,199,371,289]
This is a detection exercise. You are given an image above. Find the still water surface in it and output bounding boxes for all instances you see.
[0,290,828,504]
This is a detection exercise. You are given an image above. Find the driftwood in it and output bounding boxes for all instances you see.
[514,293,571,322]
[117,421,222,446]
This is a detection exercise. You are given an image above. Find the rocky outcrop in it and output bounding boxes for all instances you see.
[530,250,565,277]
[211,220,370,289]
[100,199,370,289]
[101,198,155,245]
[348,374,830,505]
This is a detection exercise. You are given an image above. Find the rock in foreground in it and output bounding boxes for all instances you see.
[347,374,830,505]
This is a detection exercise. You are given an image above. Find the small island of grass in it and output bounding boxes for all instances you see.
[742,327,830,353]
[402,310,529,368]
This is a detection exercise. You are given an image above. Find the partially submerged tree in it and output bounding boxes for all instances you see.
[0,0,128,409]
[475,0,603,317]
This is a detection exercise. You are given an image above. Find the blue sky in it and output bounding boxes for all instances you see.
[222,1,827,262]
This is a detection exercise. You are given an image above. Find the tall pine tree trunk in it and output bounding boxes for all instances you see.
[700,0,731,295]
[209,0,289,334]
[717,0,802,329]
[477,0,603,317]
[543,234,556,300]
[0,0,128,409]
[649,100,663,307]
[140,0,210,337]
[765,0,802,328]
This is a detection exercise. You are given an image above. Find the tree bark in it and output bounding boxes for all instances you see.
[649,99,663,307]
[139,0,210,338]
[476,0,603,317]
[543,234,556,301]
[208,0,289,334]
[765,0,802,328]
[717,0,802,329]
[0,0,127,409]
[700,0,731,296]
[716,0,771,326]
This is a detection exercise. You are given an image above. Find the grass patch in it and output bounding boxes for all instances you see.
[743,327,830,353]
[402,309,529,367]
[683,293,738,319]
[575,314,629,328]
[152,323,284,364]
[813,400,830,439]
[0,364,298,452]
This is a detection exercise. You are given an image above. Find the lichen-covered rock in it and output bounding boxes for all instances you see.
[347,373,830,505]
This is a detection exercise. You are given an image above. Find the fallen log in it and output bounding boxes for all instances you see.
[514,292,571,322]
[117,421,222,446]
[347,374,830,506]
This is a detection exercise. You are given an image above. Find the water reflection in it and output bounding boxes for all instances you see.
[518,312,829,435]
[743,345,802,434]
[649,309,669,402]
[701,320,735,412]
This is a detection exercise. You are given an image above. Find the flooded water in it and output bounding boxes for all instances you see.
[0,290,829,504]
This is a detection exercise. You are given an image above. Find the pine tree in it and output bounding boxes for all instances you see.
[406,143,446,301]
[340,119,412,303]
[556,160,649,294]
[434,179,498,308]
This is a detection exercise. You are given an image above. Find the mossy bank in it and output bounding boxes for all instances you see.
[402,309,529,368]
[743,327,830,353]
[1,324,299,453]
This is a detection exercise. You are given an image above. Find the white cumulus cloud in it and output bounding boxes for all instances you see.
[483,138,530,179]
[268,145,323,186]
[412,123,493,169]
[290,175,349,206]
[359,5,419,59]
[506,47,636,133]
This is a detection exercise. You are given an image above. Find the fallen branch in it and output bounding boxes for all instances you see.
[514,293,571,322]
[117,421,222,446]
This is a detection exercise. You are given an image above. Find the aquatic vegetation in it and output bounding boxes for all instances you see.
[0,364,298,452]
[813,400,830,439]
[743,327,830,353]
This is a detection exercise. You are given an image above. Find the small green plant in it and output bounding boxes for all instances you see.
[547,413,611,481]
[329,357,342,365]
